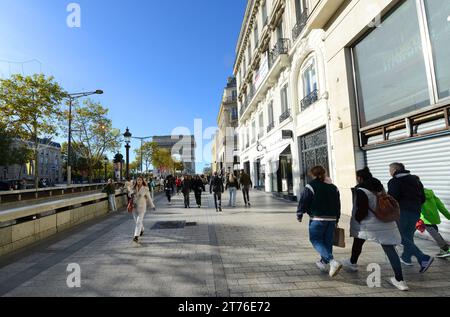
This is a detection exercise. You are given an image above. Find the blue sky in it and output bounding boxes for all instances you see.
[0,0,246,173]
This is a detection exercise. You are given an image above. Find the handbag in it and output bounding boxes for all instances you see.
[333,226,346,248]
[127,196,134,213]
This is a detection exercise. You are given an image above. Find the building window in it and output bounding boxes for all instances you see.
[424,0,450,99]
[230,107,238,121]
[258,112,264,138]
[300,57,319,111]
[276,20,284,40]
[254,23,259,48]
[251,121,256,144]
[262,1,268,24]
[353,0,429,127]
[281,84,289,114]
[267,101,275,132]
[246,127,250,148]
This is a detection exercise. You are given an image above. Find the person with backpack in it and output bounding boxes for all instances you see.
[193,175,206,208]
[388,163,434,273]
[239,170,253,207]
[297,166,342,278]
[210,172,224,212]
[418,187,450,258]
[342,167,408,291]
[226,171,240,208]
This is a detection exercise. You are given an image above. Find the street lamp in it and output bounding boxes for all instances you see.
[66,89,104,186]
[104,156,109,182]
[132,135,152,175]
[123,128,132,180]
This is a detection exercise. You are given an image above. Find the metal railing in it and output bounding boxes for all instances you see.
[292,9,309,42]
[269,38,290,68]
[300,89,319,111]
[223,96,237,104]
[279,109,292,123]
[267,122,275,133]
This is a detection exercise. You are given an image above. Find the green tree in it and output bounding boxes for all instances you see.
[0,74,67,189]
[70,99,121,183]
[134,141,158,173]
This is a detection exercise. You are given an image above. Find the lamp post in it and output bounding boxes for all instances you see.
[67,90,104,186]
[132,136,152,175]
[104,156,109,182]
[123,128,132,180]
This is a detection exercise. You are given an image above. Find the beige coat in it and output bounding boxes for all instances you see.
[131,186,155,213]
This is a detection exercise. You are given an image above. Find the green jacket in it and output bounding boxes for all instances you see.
[103,183,116,196]
[421,189,450,225]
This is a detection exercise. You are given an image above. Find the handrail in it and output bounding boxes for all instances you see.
[0,190,125,224]
[0,183,111,196]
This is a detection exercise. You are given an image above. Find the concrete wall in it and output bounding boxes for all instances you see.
[0,195,126,257]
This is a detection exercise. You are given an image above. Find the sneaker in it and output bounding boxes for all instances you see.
[400,258,414,266]
[247,202,251,207]
[219,207,223,212]
[140,231,144,237]
[389,277,409,291]
[342,259,358,273]
[315,260,329,273]
[133,237,139,244]
[436,249,450,258]
[419,257,434,273]
[329,260,343,278]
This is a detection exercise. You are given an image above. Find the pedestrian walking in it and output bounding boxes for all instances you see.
[175,177,181,195]
[239,170,253,207]
[181,175,193,208]
[226,171,239,207]
[297,166,343,278]
[164,175,174,205]
[148,177,156,199]
[210,172,224,212]
[103,179,117,212]
[193,175,206,208]
[419,187,450,258]
[342,167,408,291]
[388,163,434,273]
[129,177,155,244]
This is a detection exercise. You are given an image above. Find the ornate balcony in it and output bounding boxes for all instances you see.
[269,38,290,68]
[292,10,309,42]
[279,109,291,123]
[300,89,319,111]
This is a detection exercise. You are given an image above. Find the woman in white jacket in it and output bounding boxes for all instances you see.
[343,167,408,291]
[129,177,155,243]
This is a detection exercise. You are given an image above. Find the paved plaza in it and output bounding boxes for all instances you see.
[0,189,449,297]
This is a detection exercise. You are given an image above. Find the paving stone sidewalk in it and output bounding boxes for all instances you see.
[0,189,448,297]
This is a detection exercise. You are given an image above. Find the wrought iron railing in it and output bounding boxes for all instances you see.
[292,9,309,42]
[279,109,291,123]
[269,38,290,68]
[300,89,319,111]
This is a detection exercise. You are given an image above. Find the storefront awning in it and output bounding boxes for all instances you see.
[261,141,291,166]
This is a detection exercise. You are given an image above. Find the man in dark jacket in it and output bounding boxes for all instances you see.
[239,170,253,207]
[210,172,224,212]
[181,175,193,208]
[388,163,433,273]
[192,175,205,208]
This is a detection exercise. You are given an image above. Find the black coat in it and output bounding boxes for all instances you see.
[388,170,425,214]
[192,179,205,193]
[181,179,193,194]
[210,176,224,193]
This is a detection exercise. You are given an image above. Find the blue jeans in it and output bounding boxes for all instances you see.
[228,187,237,206]
[397,211,429,264]
[309,220,336,264]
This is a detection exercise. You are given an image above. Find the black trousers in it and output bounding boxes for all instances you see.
[183,192,190,207]
[350,238,404,282]
[242,186,250,204]
[194,191,202,206]
[165,190,172,202]
[213,192,222,209]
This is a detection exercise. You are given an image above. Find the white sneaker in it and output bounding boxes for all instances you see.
[342,259,358,272]
[315,261,329,273]
[400,258,414,266]
[390,277,409,291]
[329,260,343,278]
